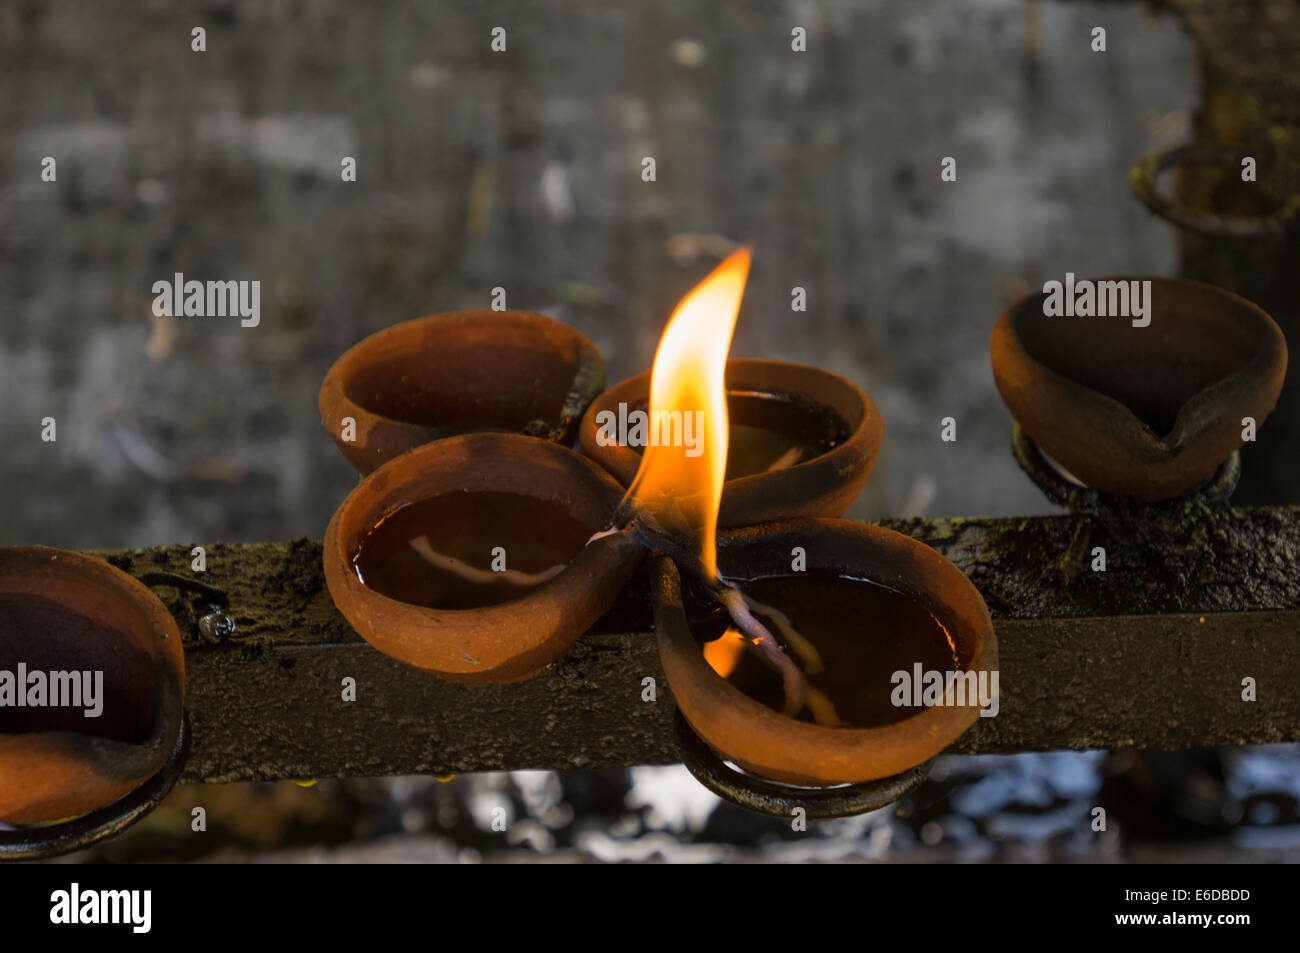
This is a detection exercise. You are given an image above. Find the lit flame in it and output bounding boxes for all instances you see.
[624,246,752,578]
[702,627,748,678]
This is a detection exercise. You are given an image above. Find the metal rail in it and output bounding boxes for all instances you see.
[91,505,1300,784]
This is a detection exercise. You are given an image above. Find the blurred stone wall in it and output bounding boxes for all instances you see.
[0,0,1196,549]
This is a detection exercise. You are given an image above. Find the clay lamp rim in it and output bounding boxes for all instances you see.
[578,358,884,527]
[992,275,1288,500]
[0,546,186,826]
[999,275,1286,452]
[0,713,189,860]
[319,310,606,475]
[323,432,644,683]
[653,518,997,788]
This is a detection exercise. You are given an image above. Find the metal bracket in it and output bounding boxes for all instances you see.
[673,712,934,819]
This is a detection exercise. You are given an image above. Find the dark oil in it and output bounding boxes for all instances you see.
[0,593,156,742]
[698,572,960,728]
[627,391,850,480]
[724,391,850,479]
[352,491,592,610]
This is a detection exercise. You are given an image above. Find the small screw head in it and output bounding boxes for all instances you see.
[198,609,237,643]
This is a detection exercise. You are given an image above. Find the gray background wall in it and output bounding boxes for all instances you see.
[0,0,1196,550]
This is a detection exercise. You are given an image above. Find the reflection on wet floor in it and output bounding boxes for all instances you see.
[37,744,1300,862]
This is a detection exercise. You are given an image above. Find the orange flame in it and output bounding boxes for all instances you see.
[624,246,752,578]
[702,627,748,678]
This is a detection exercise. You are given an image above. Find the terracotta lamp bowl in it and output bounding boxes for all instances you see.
[991,277,1288,500]
[579,358,882,527]
[654,519,997,787]
[320,310,605,475]
[324,433,644,683]
[0,547,185,825]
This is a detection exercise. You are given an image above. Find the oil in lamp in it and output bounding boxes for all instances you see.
[323,433,643,682]
[580,359,881,528]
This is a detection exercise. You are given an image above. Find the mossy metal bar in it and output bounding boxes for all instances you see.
[88,506,1300,783]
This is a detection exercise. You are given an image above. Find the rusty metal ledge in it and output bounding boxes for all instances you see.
[89,505,1300,783]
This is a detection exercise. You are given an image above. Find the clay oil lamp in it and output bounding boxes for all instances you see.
[579,364,881,527]
[654,520,996,808]
[588,248,997,815]
[323,432,644,682]
[320,310,605,475]
[991,276,1287,503]
[318,247,993,815]
[0,546,186,830]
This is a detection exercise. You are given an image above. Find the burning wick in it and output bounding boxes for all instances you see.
[704,573,847,726]
[610,507,824,721]
[730,593,824,675]
[596,245,825,721]
[715,586,806,717]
